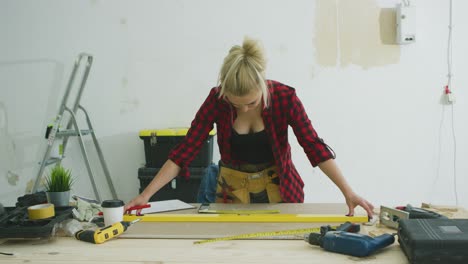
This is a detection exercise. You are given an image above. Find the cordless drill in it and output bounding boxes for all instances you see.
[75,219,140,244]
[305,222,395,257]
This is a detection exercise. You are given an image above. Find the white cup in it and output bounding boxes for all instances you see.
[101,199,124,226]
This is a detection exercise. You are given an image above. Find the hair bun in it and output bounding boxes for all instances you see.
[242,37,266,70]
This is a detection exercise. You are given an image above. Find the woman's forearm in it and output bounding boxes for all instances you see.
[140,159,181,200]
[317,159,354,198]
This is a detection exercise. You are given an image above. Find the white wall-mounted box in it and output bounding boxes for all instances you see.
[396,4,416,44]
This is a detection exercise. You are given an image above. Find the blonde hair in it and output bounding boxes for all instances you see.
[218,37,269,107]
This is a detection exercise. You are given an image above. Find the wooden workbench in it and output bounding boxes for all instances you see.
[0,203,466,264]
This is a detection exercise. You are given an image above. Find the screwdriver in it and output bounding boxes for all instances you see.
[75,218,141,244]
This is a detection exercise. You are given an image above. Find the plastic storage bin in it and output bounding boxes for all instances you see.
[139,128,215,167]
[138,167,207,203]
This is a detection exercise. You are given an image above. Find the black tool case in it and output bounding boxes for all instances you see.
[138,167,206,203]
[0,206,73,239]
[139,128,215,167]
[398,218,468,264]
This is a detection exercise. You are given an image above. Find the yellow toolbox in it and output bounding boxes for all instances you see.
[139,128,215,167]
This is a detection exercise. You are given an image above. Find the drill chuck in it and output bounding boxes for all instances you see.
[304,232,321,246]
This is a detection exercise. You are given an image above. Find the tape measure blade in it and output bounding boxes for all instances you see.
[194,227,322,245]
[246,235,303,240]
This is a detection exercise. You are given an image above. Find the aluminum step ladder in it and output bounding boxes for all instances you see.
[31,53,117,202]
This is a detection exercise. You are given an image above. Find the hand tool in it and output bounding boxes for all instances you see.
[318,221,361,234]
[305,222,395,257]
[380,204,447,229]
[306,231,395,257]
[399,204,447,219]
[75,219,141,244]
[198,203,280,214]
[303,221,360,244]
[124,204,151,215]
[98,204,150,216]
[194,223,357,245]
[124,213,368,223]
[194,226,328,244]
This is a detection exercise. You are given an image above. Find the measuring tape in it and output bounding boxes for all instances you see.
[194,226,330,244]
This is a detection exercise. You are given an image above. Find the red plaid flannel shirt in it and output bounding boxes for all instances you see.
[168,80,335,202]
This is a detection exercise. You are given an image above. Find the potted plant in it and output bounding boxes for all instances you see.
[44,165,74,207]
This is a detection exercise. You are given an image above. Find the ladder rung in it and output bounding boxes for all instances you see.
[41,157,64,166]
[56,129,93,137]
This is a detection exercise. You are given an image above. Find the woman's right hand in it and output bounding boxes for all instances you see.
[124,194,149,214]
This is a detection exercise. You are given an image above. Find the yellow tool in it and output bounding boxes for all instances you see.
[75,219,141,244]
[124,213,368,223]
[198,209,280,214]
[198,203,280,214]
[194,226,329,244]
[198,209,280,215]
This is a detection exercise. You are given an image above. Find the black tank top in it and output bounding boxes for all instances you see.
[230,129,274,164]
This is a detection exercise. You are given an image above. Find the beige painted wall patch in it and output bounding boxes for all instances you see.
[315,0,400,69]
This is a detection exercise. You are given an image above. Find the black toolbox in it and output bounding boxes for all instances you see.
[138,167,206,203]
[0,206,73,239]
[398,218,468,264]
[139,128,215,167]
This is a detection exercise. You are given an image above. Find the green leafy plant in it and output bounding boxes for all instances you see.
[45,165,74,192]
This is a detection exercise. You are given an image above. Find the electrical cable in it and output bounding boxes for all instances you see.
[446,0,458,207]
[434,0,458,207]
[450,106,458,207]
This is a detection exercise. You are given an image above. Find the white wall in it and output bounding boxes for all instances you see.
[1,0,466,209]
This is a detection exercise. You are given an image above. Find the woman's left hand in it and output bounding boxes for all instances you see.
[345,192,375,218]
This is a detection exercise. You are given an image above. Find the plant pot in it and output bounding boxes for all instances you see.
[46,191,71,207]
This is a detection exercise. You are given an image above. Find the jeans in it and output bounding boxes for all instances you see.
[196,163,219,203]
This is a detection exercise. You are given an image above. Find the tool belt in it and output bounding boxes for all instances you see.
[215,163,282,204]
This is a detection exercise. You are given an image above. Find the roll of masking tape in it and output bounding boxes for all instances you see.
[28,204,55,220]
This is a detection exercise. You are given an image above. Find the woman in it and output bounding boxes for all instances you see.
[125,37,374,217]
